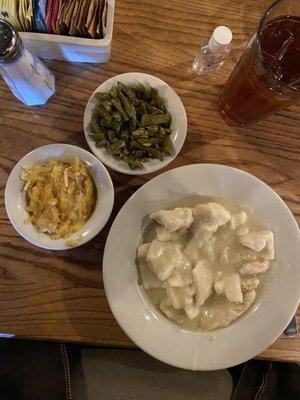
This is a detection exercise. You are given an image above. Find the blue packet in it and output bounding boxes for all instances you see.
[38,0,48,21]
[34,0,48,33]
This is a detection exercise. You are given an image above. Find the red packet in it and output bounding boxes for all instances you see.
[50,0,60,34]
[45,0,54,32]
[45,0,60,34]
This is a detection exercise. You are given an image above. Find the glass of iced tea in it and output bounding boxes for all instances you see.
[219,0,300,126]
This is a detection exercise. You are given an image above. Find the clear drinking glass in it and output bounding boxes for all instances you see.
[219,0,300,126]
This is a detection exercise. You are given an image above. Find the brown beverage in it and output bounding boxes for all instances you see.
[219,15,300,126]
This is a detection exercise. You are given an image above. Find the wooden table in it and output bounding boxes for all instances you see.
[0,0,299,363]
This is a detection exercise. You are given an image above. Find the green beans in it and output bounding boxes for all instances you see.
[147,125,159,134]
[89,82,174,169]
[94,92,111,102]
[94,105,112,126]
[117,86,136,119]
[141,113,171,127]
[107,130,117,142]
[131,128,147,138]
[163,136,175,155]
[120,129,129,141]
[107,140,126,155]
[123,157,143,170]
[131,83,147,99]
[112,110,122,122]
[139,100,162,114]
[102,100,112,112]
[111,99,129,121]
[89,118,103,136]
[117,81,136,102]
[150,87,167,111]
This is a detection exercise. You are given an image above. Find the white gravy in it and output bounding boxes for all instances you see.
[138,196,271,331]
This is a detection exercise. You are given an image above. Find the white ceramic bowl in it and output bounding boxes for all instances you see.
[103,164,300,370]
[5,144,114,250]
[83,72,187,175]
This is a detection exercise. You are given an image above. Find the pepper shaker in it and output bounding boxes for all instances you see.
[0,19,55,106]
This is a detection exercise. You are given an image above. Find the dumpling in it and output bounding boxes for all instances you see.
[167,256,193,287]
[241,277,260,292]
[239,230,274,260]
[199,290,256,330]
[184,302,201,320]
[237,226,249,236]
[220,246,230,264]
[201,237,216,263]
[167,286,195,309]
[150,207,193,232]
[186,203,231,264]
[159,299,185,325]
[146,239,183,281]
[193,203,231,229]
[139,261,165,289]
[185,229,214,265]
[166,286,200,319]
[230,211,248,230]
[239,231,267,251]
[263,232,275,260]
[137,243,151,259]
[214,273,243,303]
[239,260,269,276]
[192,261,214,306]
[155,226,186,242]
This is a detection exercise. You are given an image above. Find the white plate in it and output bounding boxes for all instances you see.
[103,164,300,370]
[5,144,114,250]
[83,72,187,175]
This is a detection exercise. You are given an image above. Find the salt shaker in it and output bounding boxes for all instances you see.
[193,26,232,75]
[0,19,55,106]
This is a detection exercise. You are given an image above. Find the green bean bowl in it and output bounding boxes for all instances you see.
[84,72,187,175]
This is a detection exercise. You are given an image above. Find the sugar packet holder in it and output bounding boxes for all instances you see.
[21,0,114,64]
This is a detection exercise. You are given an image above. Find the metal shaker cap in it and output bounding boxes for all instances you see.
[0,19,23,64]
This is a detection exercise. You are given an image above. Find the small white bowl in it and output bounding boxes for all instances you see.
[5,144,114,250]
[83,72,187,175]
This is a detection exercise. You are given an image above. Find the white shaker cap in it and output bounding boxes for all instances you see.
[208,26,232,52]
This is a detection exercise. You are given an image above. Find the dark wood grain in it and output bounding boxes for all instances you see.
[0,0,299,362]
